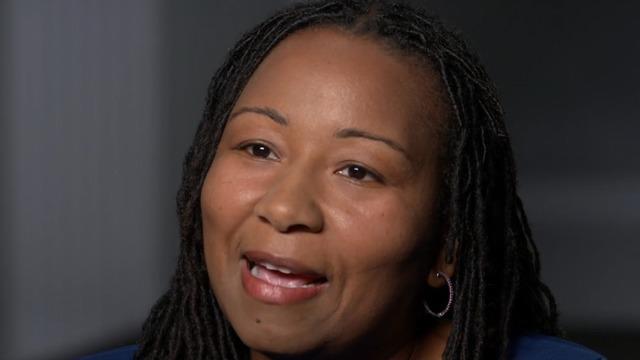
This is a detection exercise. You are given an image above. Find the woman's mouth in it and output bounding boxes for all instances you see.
[240,251,328,305]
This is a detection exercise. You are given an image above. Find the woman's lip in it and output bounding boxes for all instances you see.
[240,258,328,305]
[242,250,326,278]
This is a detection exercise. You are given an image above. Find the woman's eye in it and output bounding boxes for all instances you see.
[336,164,382,183]
[239,142,278,160]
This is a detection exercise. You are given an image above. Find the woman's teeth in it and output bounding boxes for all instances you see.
[260,261,293,274]
[249,262,320,288]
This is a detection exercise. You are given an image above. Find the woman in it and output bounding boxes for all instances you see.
[83,0,605,359]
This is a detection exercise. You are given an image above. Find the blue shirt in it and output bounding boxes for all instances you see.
[79,334,606,359]
[509,334,606,359]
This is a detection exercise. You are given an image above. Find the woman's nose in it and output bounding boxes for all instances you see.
[252,166,324,234]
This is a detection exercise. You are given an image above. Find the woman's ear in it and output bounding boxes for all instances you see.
[426,241,457,288]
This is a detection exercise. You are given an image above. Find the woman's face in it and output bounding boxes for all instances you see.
[201,27,447,357]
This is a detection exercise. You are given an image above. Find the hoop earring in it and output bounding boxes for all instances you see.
[423,271,454,318]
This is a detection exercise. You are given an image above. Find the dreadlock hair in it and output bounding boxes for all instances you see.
[135,1,560,359]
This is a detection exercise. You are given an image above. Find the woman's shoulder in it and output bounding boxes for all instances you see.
[78,344,138,360]
[510,333,606,359]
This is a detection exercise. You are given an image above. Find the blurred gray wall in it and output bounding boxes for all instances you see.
[2,1,172,359]
[1,1,638,359]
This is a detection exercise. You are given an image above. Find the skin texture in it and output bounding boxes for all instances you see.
[201,27,455,360]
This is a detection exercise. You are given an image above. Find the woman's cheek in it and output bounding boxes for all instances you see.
[203,154,273,228]
[333,196,424,273]
[201,156,253,266]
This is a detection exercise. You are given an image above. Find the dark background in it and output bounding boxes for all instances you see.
[1,1,638,359]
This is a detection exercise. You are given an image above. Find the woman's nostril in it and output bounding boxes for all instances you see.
[287,223,320,233]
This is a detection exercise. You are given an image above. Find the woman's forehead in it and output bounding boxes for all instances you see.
[233,26,447,154]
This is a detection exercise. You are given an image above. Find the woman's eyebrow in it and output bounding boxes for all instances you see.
[229,106,288,126]
[228,105,410,160]
[335,128,410,160]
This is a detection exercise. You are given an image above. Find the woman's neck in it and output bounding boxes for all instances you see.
[409,320,452,360]
[249,320,452,360]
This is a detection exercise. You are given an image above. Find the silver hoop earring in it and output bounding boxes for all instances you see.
[423,271,454,318]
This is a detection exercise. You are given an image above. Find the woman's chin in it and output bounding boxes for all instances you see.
[238,326,329,358]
